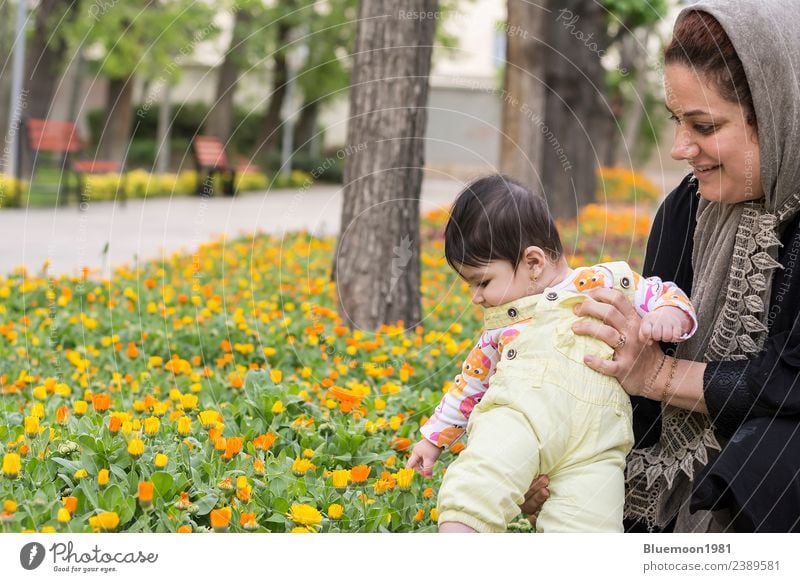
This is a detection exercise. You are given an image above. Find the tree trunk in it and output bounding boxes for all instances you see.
[96,75,135,165]
[24,0,75,120]
[334,0,437,331]
[499,0,548,191]
[206,8,252,142]
[258,21,292,163]
[0,0,12,153]
[540,0,610,219]
[293,99,319,156]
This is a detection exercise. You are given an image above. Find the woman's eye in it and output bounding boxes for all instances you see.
[694,124,715,134]
[668,113,680,124]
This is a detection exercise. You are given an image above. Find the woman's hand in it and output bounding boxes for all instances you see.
[519,474,550,525]
[571,288,663,398]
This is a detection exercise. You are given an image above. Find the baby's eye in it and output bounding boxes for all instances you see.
[479,281,489,288]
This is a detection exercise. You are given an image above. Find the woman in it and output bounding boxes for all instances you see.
[525,0,800,532]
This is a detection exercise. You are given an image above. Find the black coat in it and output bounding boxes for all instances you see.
[633,174,800,532]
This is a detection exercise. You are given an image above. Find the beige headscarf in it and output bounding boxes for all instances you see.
[625,0,800,531]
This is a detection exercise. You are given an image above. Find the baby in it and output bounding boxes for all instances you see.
[407,175,696,532]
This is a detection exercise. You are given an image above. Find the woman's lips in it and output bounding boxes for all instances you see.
[692,164,721,178]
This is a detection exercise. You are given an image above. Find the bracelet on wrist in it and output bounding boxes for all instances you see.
[661,356,680,404]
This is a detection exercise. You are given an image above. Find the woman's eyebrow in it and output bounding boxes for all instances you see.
[665,104,713,118]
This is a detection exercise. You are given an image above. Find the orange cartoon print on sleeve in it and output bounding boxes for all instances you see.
[462,347,493,384]
[573,267,607,292]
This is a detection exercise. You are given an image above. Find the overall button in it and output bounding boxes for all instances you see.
[620,276,631,289]
[546,291,558,301]
[507,307,518,318]
[505,348,517,360]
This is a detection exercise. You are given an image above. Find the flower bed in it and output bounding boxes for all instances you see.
[0,203,652,532]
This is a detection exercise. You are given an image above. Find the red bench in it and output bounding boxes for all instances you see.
[192,136,236,196]
[24,119,125,205]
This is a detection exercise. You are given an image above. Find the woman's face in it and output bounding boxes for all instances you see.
[664,63,763,204]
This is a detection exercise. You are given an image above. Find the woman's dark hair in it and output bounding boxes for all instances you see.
[444,175,563,274]
[665,10,757,128]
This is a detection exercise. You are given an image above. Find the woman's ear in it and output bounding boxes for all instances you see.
[522,246,548,278]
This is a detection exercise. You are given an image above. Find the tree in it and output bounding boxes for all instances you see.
[334,0,438,331]
[65,0,215,164]
[500,0,667,219]
[206,2,258,143]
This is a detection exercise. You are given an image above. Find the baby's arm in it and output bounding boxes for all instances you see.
[633,274,697,343]
[409,329,503,477]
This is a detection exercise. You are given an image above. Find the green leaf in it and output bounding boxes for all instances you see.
[151,472,174,499]
[193,493,219,516]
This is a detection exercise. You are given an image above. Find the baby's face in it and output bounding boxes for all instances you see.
[457,261,532,308]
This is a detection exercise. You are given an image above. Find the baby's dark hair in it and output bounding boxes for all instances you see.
[444,175,563,273]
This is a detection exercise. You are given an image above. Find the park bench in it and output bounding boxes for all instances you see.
[24,118,125,205]
[191,136,237,196]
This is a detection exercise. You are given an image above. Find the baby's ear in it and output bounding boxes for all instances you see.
[522,246,548,272]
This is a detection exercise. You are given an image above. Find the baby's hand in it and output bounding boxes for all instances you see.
[407,438,442,478]
[639,306,692,344]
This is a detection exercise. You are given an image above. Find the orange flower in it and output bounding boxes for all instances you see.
[350,465,371,484]
[222,436,244,460]
[108,416,122,434]
[126,342,139,359]
[390,437,410,451]
[92,393,111,412]
[253,432,277,452]
[55,405,69,424]
[240,512,258,530]
[138,481,154,508]
[62,496,78,513]
[177,524,192,533]
[175,491,192,510]
[210,506,231,531]
[450,442,466,454]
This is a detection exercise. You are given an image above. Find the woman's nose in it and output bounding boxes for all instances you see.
[670,126,700,160]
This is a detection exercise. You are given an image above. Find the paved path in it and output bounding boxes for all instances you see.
[0,178,463,277]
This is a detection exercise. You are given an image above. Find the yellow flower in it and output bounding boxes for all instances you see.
[287,504,322,530]
[328,503,344,520]
[395,468,414,491]
[154,453,168,469]
[30,403,45,418]
[302,448,314,458]
[97,469,109,487]
[128,438,145,458]
[143,416,160,435]
[74,468,88,480]
[270,369,282,384]
[176,415,192,436]
[291,458,315,476]
[89,511,120,532]
[330,469,350,492]
[2,453,21,477]
[24,415,39,437]
[73,400,88,416]
[198,409,220,429]
[271,400,285,414]
[430,508,439,522]
[180,393,198,410]
[57,508,71,523]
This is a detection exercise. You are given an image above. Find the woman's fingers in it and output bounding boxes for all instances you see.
[573,297,628,332]
[572,319,623,347]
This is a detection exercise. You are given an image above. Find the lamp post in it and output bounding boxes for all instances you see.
[5,0,29,179]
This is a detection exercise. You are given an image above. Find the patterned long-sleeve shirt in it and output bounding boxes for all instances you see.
[420,263,697,448]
